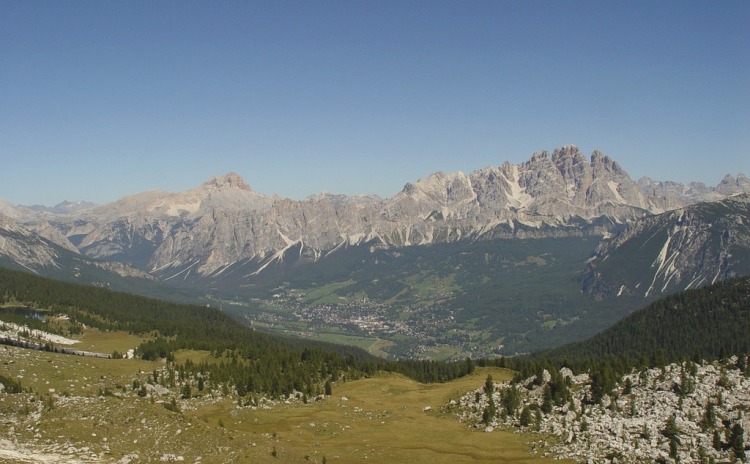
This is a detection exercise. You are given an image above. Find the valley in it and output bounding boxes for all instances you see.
[3,148,749,361]
[215,236,640,359]
[4,2,749,461]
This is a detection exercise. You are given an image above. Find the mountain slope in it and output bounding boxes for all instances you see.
[583,194,750,298]
[0,212,201,300]
[13,146,748,284]
[549,276,750,362]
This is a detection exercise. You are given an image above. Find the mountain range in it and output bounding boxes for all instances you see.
[3,145,748,280]
[2,145,749,356]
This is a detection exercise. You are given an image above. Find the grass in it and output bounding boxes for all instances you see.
[402,273,461,300]
[194,368,574,463]
[303,333,396,358]
[368,338,395,358]
[419,344,467,361]
[1,344,573,464]
[301,280,356,304]
[303,332,380,352]
[72,328,151,355]
[0,345,156,396]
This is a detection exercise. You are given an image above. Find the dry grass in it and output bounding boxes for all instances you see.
[195,368,574,463]
[72,328,151,355]
[1,344,572,464]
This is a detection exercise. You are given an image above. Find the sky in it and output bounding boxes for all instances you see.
[2,0,749,207]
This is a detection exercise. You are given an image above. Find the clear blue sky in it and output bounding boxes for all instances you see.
[2,0,748,206]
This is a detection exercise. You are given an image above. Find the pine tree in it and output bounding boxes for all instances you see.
[482,397,496,425]
[541,385,553,414]
[181,383,192,399]
[662,414,681,443]
[484,374,494,396]
[713,429,723,451]
[700,403,716,432]
[502,385,521,417]
[623,377,633,395]
[519,406,532,427]
[730,423,745,460]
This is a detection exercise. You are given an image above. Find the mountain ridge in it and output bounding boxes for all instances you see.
[583,193,750,298]
[3,147,750,356]
[4,146,746,282]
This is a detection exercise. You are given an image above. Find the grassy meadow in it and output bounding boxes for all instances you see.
[0,338,572,463]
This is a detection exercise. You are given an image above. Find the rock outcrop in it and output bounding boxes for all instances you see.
[452,359,750,463]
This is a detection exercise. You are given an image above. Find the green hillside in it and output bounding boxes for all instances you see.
[543,276,750,366]
[0,267,478,396]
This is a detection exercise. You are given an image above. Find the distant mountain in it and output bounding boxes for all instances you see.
[0,212,195,300]
[583,193,750,298]
[9,146,748,285]
[26,200,97,215]
[0,213,66,271]
[2,146,749,356]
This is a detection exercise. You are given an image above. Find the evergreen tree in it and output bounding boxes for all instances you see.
[730,423,745,460]
[465,357,475,375]
[713,430,723,451]
[700,403,716,432]
[623,377,633,395]
[534,407,542,431]
[501,385,521,417]
[663,414,681,461]
[519,406,532,427]
[484,374,494,396]
[541,385,553,414]
[589,366,616,404]
[482,397,496,425]
[662,414,681,443]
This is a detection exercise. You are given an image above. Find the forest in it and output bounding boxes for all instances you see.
[2,266,749,401]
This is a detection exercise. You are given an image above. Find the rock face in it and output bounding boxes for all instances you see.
[452,359,750,463]
[7,147,750,283]
[0,213,156,282]
[0,214,63,268]
[583,193,750,298]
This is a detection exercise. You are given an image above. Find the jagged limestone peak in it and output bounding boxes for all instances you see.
[202,172,252,191]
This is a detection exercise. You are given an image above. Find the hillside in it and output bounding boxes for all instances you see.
[584,194,750,299]
[0,268,482,389]
[0,213,204,304]
[449,279,750,463]
[552,276,750,364]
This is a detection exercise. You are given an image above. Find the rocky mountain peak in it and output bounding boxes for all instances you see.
[590,149,623,175]
[202,173,251,191]
[552,144,585,162]
[6,145,749,281]
[716,173,750,195]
